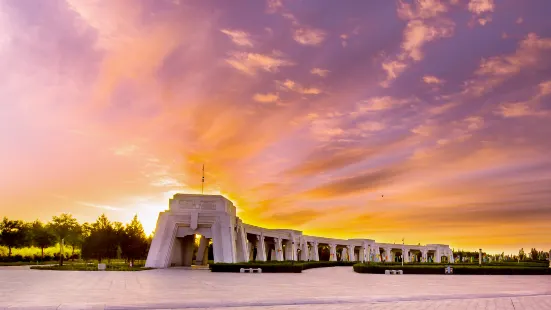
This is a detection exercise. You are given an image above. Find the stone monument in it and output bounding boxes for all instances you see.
[145,193,454,268]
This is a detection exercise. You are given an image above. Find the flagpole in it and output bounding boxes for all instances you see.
[201,164,205,195]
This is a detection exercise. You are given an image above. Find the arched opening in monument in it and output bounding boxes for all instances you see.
[318,243,330,261]
[169,233,212,267]
[246,233,258,261]
[262,236,277,261]
[427,250,436,263]
[441,255,449,263]
[392,249,403,263]
[336,246,344,261]
[192,234,211,266]
[410,249,422,262]
[379,248,387,262]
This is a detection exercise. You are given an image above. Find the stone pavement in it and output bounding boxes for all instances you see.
[1,266,550,309]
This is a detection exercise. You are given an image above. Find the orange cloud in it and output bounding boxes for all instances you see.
[253,92,279,103]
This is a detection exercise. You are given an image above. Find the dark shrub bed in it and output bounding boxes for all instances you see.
[353,263,551,275]
[30,263,151,271]
[210,260,357,273]
[301,261,356,270]
[210,262,303,273]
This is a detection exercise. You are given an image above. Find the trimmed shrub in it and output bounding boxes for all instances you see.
[210,260,357,273]
[353,263,551,275]
[42,254,53,262]
[210,262,302,273]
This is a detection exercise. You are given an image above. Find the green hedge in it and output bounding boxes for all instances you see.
[353,264,551,275]
[210,260,357,273]
[30,263,151,271]
[210,262,302,273]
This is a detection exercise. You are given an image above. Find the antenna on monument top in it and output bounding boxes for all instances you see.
[201,164,205,195]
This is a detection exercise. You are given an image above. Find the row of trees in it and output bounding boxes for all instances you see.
[453,248,550,262]
[0,214,150,265]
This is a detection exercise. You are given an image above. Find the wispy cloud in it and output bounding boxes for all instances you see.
[220,29,253,47]
[311,68,330,77]
[382,0,454,85]
[225,51,294,75]
[293,27,326,46]
[113,145,138,156]
[423,75,445,84]
[279,79,322,95]
[77,201,122,211]
[464,33,551,96]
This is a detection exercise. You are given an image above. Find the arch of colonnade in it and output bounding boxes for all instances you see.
[145,194,454,268]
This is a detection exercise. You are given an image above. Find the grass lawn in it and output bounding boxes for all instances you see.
[30,262,152,271]
[0,261,59,266]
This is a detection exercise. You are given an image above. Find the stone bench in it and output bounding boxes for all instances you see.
[98,263,106,271]
[385,270,403,275]
[240,268,262,273]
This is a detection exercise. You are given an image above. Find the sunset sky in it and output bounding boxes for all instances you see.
[1,0,551,254]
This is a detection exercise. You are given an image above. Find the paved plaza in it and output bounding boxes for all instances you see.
[1,266,551,309]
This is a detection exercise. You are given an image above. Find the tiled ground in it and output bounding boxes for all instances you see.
[1,266,550,309]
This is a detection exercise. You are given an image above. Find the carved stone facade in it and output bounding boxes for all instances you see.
[145,194,454,268]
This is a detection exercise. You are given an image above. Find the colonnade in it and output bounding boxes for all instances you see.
[145,194,454,268]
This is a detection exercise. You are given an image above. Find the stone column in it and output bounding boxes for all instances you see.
[275,238,284,261]
[181,235,195,266]
[256,235,266,261]
[347,245,355,261]
[360,246,366,262]
[386,247,392,262]
[341,246,348,261]
[284,239,293,260]
[448,250,453,264]
[202,240,209,265]
[248,241,254,261]
[435,248,441,263]
[479,248,482,265]
[290,239,298,261]
[329,244,337,261]
[300,239,309,261]
[235,224,248,263]
[195,235,208,264]
[403,249,409,263]
[313,242,320,261]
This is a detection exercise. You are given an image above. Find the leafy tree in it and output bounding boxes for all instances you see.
[121,215,149,264]
[519,248,525,260]
[81,214,118,263]
[48,213,79,266]
[0,217,29,256]
[530,248,538,260]
[64,222,89,261]
[30,220,56,259]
